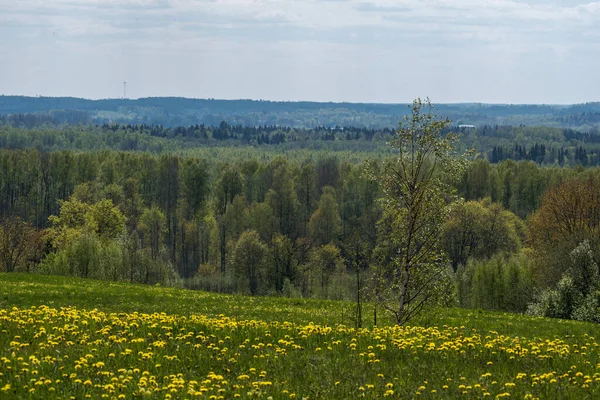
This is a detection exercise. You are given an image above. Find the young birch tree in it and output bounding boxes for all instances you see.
[368,98,470,325]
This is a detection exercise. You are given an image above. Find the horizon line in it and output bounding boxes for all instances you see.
[1,94,598,107]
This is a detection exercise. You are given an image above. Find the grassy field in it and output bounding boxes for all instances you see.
[1,274,600,399]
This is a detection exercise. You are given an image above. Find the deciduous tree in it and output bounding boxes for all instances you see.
[0,216,40,272]
[139,205,167,260]
[232,230,267,295]
[367,98,470,325]
[529,177,600,287]
[308,186,342,246]
[442,198,525,271]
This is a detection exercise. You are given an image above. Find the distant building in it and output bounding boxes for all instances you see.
[458,124,476,129]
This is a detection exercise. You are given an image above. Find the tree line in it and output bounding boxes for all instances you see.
[0,149,380,298]
[2,96,600,129]
[4,122,600,167]
[0,144,600,317]
[4,99,600,323]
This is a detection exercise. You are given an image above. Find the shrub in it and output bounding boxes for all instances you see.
[457,251,534,312]
[527,275,582,319]
[282,278,302,298]
[527,241,600,322]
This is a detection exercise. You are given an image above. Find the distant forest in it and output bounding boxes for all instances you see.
[2,119,600,166]
[4,97,600,322]
[2,95,600,130]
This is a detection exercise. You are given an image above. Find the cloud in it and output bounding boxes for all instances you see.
[4,0,597,44]
[1,0,598,103]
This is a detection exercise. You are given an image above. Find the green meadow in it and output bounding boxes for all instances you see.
[1,273,600,399]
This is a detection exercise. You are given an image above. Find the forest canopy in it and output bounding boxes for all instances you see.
[2,99,600,324]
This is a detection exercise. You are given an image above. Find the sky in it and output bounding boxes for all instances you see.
[0,0,599,104]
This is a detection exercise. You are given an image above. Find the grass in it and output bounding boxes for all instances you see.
[1,273,600,399]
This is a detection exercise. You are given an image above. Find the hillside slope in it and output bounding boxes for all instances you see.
[2,96,600,129]
[1,274,600,398]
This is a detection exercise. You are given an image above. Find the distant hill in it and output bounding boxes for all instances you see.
[1,95,600,130]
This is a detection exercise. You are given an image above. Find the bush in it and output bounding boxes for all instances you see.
[37,232,181,287]
[457,251,534,312]
[184,269,236,294]
[527,241,600,322]
[572,291,600,323]
[282,278,302,298]
[527,275,582,319]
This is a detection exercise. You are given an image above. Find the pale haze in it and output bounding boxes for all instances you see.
[1,0,599,104]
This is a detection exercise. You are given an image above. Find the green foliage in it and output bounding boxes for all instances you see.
[5,100,600,168]
[47,198,91,248]
[42,195,179,286]
[181,158,210,218]
[86,199,126,240]
[47,196,125,249]
[527,275,582,320]
[248,202,277,243]
[198,214,219,267]
[0,216,40,273]
[4,273,600,399]
[457,159,559,218]
[138,206,167,260]
[39,229,179,286]
[232,230,268,296]
[4,96,600,130]
[8,125,600,312]
[309,243,345,299]
[223,195,249,241]
[369,98,470,325]
[572,291,600,323]
[281,277,302,298]
[529,177,600,288]
[265,161,299,237]
[308,186,342,245]
[528,241,600,322]
[442,198,525,271]
[568,240,600,295]
[457,252,534,312]
[215,165,243,215]
[40,232,105,279]
[269,234,298,293]
[184,262,236,294]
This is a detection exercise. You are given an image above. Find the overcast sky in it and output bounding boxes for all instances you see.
[1,0,599,103]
